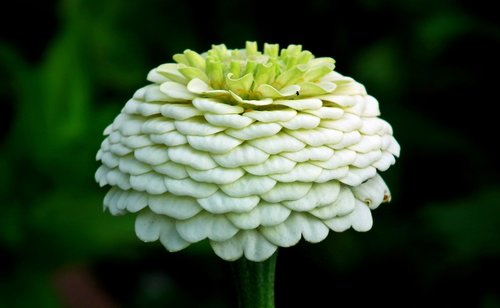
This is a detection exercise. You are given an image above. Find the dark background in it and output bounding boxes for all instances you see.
[1,0,499,307]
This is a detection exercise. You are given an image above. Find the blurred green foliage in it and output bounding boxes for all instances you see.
[1,0,499,307]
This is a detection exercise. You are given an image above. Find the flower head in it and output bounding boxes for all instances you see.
[95,42,400,261]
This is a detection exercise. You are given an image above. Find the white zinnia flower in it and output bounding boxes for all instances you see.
[95,42,400,262]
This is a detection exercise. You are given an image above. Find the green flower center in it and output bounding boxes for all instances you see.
[172,42,336,100]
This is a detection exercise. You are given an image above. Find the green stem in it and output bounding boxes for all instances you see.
[230,252,277,308]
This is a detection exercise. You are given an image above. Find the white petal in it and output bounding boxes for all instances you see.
[123,190,149,213]
[204,114,254,129]
[156,63,188,84]
[258,202,292,226]
[168,145,217,170]
[220,174,276,197]
[103,188,127,215]
[372,152,396,171]
[212,144,269,168]
[123,99,141,114]
[270,162,322,182]
[103,124,113,136]
[359,117,386,135]
[361,95,380,116]
[159,82,196,101]
[160,104,202,120]
[96,149,104,161]
[187,133,242,154]
[261,182,312,203]
[110,143,132,156]
[348,135,382,153]
[186,78,212,93]
[186,166,244,185]
[226,201,291,229]
[315,167,349,183]
[149,193,202,219]
[309,186,355,219]
[135,210,191,252]
[280,113,320,130]
[322,195,371,231]
[282,181,340,211]
[144,85,177,102]
[135,210,162,242]
[137,102,162,116]
[147,67,169,83]
[387,136,401,157]
[332,186,356,216]
[152,161,188,179]
[260,214,302,247]
[249,133,305,155]
[174,118,225,136]
[176,212,238,242]
[210,232,244,261]
[323,215,352,232]
[159,222,191,252]
[242,230,278,262]
[106,169,131,190]
[339,166,376,186]
[225,123,282,140]
[352,150,383,168]
[227,208,262,230]
[343,98,366,115]
[297,146,334,161]
[197,190,260,214]
[122,135,154,148]
[102,134,115,147]
[320,113,362,132]
[229,91,274,106]
[119,155,152,175]
[328,131,362,150]
[274,98,322,110]
[244,109,297,122]
[350,201,374,231]
[333,81,366,95]
[150,131,188,146]
[119,116,143,136]
[101,152,119,168]
[287,127,343,147]
[130,172,167,194]
[95,165,110,187]
[134,145,169,165]
[380,134,393,150]
[192,97,244,114]
[297,214,329,243]
[243,155,296,176]
[352,174,390,209]
[132,85,148,99]
[319,94,357,107]
[379,120,393,135]
[141,117,175,134]
[211,230,278,261]
[164,177,217,198]
[111,114,126,131]
[108,131,121,143]
[304,107,344,119]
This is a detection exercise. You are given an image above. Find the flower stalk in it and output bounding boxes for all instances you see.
[231,252,277,308]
